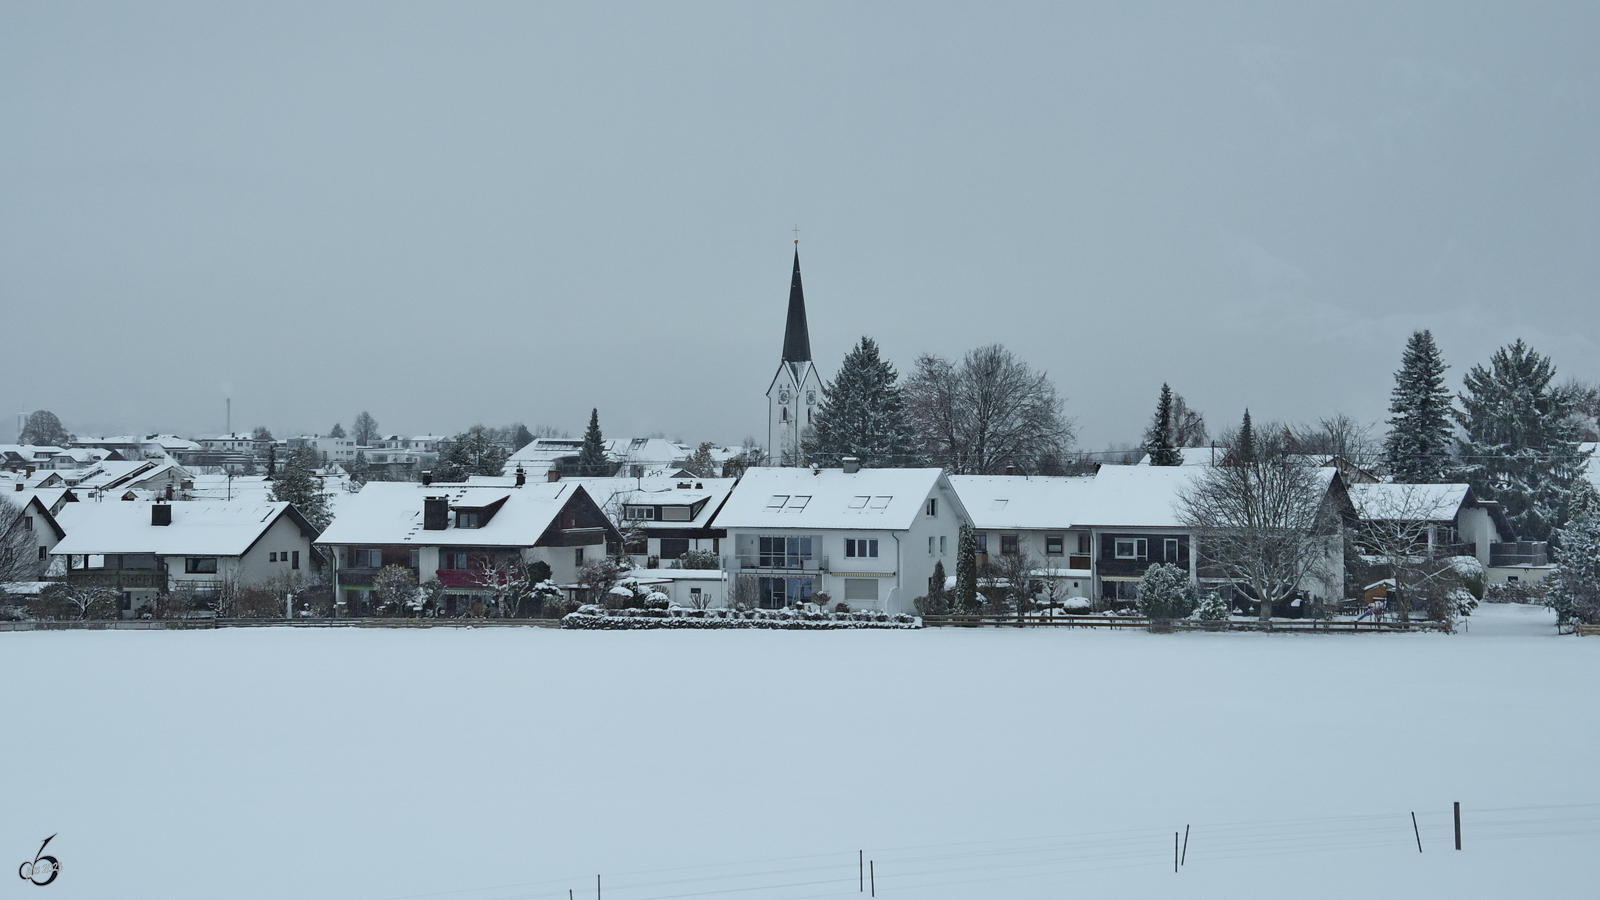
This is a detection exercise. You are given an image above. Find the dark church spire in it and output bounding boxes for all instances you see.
[781,242,812,363]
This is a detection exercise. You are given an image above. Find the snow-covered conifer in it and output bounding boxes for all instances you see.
[1383,330,1455,483]
[806,337,919,468]
[1135,563,1194,621]
[269,446,331,533]
[577,409,608,476]
[1142,383,1182,466]
[1544,483,1600,625]
[1454,340,1591,542]
[956,524,979,613]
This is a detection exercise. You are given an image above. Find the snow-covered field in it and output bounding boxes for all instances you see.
[3,604,1595,899]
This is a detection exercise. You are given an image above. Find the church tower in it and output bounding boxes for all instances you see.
[767,242,824,465]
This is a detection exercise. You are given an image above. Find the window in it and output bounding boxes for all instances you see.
[660,507,691,522]
[786,495,811,511]
[757,576,811,609]
[767,495,790,508]
[974,533,988,554]
[22,515,32,531]
[625,507,656,520]
[1001,534,1019,556]
[849,496,869,509]
[845,539,878,558]
[659,538,689,559]
[1165,539,1180,562]
[1078,533,1092,554]
[456,511,481,529]
[868,496,892,509]
[926,498,938,517]
[928,536,935,554]
[1045,535,1064,556]
[1114,539,1147,560]
[575,547,584,566]
[758,536,812,568]
[269,552,277,562]
[844,578,878,602]
[185,557,218,574]
[292,550,300,570]
[940,535,948,554]
[689,587,702,601]
[38,545,47,560]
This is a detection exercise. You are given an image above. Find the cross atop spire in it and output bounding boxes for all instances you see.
[781,245,811,363]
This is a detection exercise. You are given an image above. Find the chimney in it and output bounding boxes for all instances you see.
[423,497,449,530]
[152,503,172,526]
[842,457,861,474]
[514,467,526,488]
[547,469,561,483]
[13,483,22,492]
[25,465,34,477]
[421,470,433,486]
[165,484,174,500]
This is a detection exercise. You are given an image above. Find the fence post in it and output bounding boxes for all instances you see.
[1454,802,1461,850]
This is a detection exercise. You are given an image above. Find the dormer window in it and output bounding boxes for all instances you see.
[625,506,656,520]
[456,511,481,529]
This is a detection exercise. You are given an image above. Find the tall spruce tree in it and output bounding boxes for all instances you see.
[1544,483,1600,624]
[328,422,346,439]
[577,409,607,476]
[806,337,919,467]
[269,446,330,532]
[434,425,511,482]
[956,524,979,612]
[1142,383,1183,466]
[1454,339,1590,542]
[1236,410,1256,464]
[1383,330,1455,483]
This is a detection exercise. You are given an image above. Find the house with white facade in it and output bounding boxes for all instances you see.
[712,462,968,613]
[315,479,623,615]
[51,500,320,616]
[947,475,1099,602]
[1345,482,1542,584]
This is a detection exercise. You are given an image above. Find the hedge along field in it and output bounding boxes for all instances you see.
[0,603,1594,900]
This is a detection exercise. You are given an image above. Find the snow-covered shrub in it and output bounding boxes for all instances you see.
[1483,580,1548,605]
[1543,485,1600,625]
[1135,563,1194,622]
[1192,592,1229,621]
[643,591,670,610]
[561,607,919,630]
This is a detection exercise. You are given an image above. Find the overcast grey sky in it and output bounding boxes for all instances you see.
[4,2,1596,449]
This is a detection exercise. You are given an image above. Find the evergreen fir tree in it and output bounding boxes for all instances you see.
[1383,330,1455,482]
[264,445,276,480]
[1543,482,1600,624]
[1454,339,1591,542]
[956,524,979,612]
[328,422,345,439]
[348,450,371,485]
[806,337,920,467]
[434,426,511,482]
[577,409,607,477]
[929,559,947,600]
[1236,410,1256,464]
[269,446,330,533]
[1142,383,1183,466]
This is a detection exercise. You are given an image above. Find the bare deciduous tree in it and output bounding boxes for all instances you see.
[1179,455,1343,622]
[0,498,43,585]
[905,344,1075,474]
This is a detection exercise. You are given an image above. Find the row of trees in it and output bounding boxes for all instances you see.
[804,338,1078,474]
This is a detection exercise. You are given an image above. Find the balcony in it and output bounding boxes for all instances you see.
[66,569,167,591]
[1490,542,1548,567]
[734,555,828,573]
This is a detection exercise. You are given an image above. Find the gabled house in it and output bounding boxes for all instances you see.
[50,501,320,616]
[947,475,1099,601]
[711,463,968,613]
[1345,482,1540,583]
[1,487,72,582]
[607,477,733,563]
[315,480,623,615]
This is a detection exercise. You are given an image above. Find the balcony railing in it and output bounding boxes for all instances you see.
[1490,542,1548,567]
[734,555,828,573]
[67,569,166,590]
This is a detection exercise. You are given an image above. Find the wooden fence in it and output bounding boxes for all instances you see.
[0,617,563,632]
[1575,624,1600,637]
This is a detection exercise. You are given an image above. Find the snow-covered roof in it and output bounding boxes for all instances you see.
[52,501,309,557]
[1135,447,1229,466]
[68,460,191,492]
[712,467,951,531]
[946,475,1097,530]
[1347,483,1469,523]
[316,480,611,548]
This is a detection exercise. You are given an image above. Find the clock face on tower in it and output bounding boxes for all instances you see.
[807,391,816,405]
[779,390,791,404]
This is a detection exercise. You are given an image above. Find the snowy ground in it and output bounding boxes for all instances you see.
[2,603,1595,899]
